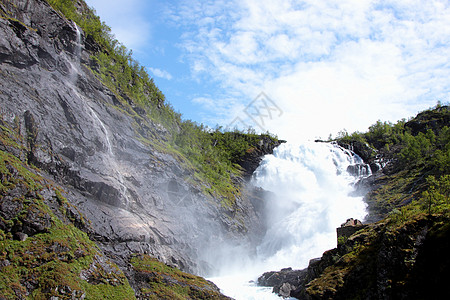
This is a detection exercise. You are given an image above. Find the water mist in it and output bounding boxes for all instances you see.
[211,141,369,299]
[68,23,131,209]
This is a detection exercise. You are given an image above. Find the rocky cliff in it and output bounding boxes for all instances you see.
[257,106,450,299]
[0,0,281,297]
[259,215,450,300]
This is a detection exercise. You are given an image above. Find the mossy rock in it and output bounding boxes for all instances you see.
[0,149,135,299]
[130,254,230,300]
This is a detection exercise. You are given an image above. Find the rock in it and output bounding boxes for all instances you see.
[128,254,232,300]
[80,254,123,286]
[0,260,11,268]
[336,218,366,239]
[336,140,376,163]
[279,282,296,298]
[0,0,276,285]
[405,105,449,136]
[347,163,371,177]
[15,232,28,241]
[23,207,52,234]
[239,136,285,179]
[258,267,308,298]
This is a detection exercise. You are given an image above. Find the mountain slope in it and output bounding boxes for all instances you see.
[0,0,282,298]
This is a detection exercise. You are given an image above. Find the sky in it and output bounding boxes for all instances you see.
[84,0,450,141]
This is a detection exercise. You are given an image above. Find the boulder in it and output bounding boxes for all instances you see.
[258,267,308,298]
[337,218,366,239]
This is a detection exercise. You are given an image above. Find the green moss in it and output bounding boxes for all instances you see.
[131,255,208,288]
[0,149,135,299]
[42,0,281,210]
[0,124,24,151]
[83,282,135,300]
[366,169,425,215]
[130,254,225,300]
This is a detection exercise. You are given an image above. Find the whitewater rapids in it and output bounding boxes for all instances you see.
[210,141,368,299]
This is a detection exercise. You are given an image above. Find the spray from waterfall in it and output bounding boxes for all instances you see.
[211,141,369,299]
[70,22,82,84]
[65,22,130,209]
[85,104,131,209]
[252,141,367,269]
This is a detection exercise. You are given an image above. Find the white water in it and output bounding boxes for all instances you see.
[85,103,131,209]
[67,23,130,209]
[70,22,82,84]
[211,141,368,299]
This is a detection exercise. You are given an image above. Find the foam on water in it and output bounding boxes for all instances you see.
[211,141,368,299]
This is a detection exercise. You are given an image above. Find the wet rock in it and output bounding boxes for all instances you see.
[336,140,376,163]
[0,1,280,298]
[22,207,52,235]
[258,267,308,298]
[336,218,366,239]
[239,136,285,179]
[347,163,371,177]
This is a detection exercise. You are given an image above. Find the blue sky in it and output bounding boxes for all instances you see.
[84,0,450,141]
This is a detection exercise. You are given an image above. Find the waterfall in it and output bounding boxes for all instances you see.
[252,142,367,269]
[211,141,368,299]
[85,104,130,209]
[70,22,81,84]
[87,105,113,155]
[68,23,130,207]
[69,82,130,210]
[74,22,81,58]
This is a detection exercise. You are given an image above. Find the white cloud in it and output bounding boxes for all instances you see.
[84,0,152,51]
[171,0,450,140]
[148,67,173,80]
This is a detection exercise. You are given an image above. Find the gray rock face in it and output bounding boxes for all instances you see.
[336,218,366,239]
[0,0,267,276]
[258,267,308,298]
[239,136,286,179]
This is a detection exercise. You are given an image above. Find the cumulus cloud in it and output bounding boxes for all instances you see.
[85,0,152,51]
[148,67,173,80]
[171,0,450,140]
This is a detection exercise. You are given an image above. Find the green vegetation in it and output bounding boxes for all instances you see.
[174,124,278,205]
[335,104,449,218]
[0,150,136,299]
[421,175,450,214]
[130,254,227,299]
[305,105,450,298]
[44,0,280,207]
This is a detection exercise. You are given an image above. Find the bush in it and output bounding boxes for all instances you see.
[421,175,450,215]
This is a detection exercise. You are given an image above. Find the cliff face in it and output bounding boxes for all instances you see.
[0,0,276,284]
[292,215,450,300]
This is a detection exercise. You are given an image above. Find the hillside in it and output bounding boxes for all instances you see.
[1,0,449,299]
[0,0,282,298]
[258,105,450,299]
